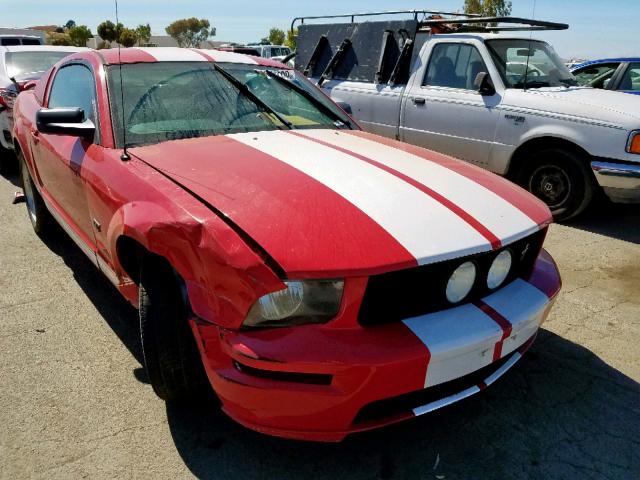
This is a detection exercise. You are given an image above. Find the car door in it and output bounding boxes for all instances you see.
[614,62,640,95]
[400,41,502,169]
[34,63,99,249]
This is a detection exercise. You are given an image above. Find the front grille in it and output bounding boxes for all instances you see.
[358,228,546,326]
[353,351,516,425]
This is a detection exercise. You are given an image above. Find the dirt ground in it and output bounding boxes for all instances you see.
[1,166,638,480]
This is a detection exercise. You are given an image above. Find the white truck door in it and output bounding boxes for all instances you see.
[400,40,502,170]
[321,80,406,139]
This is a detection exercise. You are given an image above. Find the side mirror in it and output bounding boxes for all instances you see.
[36,108,95,139]
[335,101,353,115]
[474,72,496,96]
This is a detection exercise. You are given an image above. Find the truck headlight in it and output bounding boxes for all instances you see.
[626,130,640,155]
[243,280,344,328]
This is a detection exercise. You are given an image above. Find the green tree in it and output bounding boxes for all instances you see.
[97,20,118,44]
[285,28,297,51]
[118,28,138,47]
[65,20,76,30]
[464,0,512,16]
[136,23,151,46]
[165,18,215,47]
[68,25,92,47]
[47,32,71,46]
[267,27,285,45]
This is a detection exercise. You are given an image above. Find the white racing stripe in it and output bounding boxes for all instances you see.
[403,279,549,388]
[199,49,258,64]
[298,130,539,246]
[136,47,206,62]
[481,279,549,357]
[229,130,492,264]
[403,304,502,387]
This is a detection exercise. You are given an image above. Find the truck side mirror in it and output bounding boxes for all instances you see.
[474,72,496,96]
[335,101,353,115]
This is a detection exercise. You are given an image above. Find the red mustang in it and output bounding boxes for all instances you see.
[13,48,561,441]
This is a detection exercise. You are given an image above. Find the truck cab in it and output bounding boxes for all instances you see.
[295,12,640,220]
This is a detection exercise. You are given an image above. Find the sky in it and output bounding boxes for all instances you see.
[5,0,639,60]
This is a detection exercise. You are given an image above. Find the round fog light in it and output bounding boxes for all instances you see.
[487,250,512,289]
[446,261,476,303]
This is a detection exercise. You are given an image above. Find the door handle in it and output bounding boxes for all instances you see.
[413,97,426,105]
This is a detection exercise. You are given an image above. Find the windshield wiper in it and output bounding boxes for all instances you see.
[263,70,353,129]
[213,63,292,129]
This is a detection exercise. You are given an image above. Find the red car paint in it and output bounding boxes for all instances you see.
[13,48,561,442]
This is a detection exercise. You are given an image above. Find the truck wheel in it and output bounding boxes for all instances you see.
[139,256,209,402]
[517,148,595,222]
[18,150,52,236]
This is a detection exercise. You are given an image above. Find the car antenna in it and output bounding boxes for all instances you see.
[523,0,537,92]
[115,0,130,161]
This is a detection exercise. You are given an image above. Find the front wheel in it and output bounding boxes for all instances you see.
[18,150,52,236]
[516,148,595,222]
[139,256,209,402]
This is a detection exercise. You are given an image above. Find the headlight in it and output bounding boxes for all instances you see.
[487,250,512,289]
[243,279,344,328]
[446,262,476,303]
[627,130,640,154]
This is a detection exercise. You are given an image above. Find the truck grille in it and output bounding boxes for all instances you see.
[357,228,546,326]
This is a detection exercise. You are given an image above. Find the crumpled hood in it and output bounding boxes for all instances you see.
[504,87,640,127]
[130,129,550,277]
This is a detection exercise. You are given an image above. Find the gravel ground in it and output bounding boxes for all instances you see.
[0,166,638,480]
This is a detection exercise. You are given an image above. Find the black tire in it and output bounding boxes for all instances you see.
[139,256,208,401]
[516,148,595,222]
[18,150,52,236]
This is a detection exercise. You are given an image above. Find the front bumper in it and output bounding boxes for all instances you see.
[592,160,640,203]
[190,250,561,442]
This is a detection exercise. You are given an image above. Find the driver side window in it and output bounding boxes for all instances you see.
[423,43,488,90]
[48,64,97,123]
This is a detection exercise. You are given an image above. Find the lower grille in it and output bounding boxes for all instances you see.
[357,229,546,326]
[353,351,516,425]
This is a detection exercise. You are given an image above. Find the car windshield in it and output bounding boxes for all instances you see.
[486,39,577,89]
[107,62,351,148]
[5,51,71,80]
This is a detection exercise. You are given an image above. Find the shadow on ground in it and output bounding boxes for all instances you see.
[1,158,23,189]
[568,197,639,244]
[37,201,640,480]
[39,226,143,367]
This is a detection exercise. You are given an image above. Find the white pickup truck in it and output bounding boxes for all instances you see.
[294,12,640,220]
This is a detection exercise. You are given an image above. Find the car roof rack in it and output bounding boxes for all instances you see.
[291,11,568,33]
[421,16,568,32]
[291,10,480,32]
